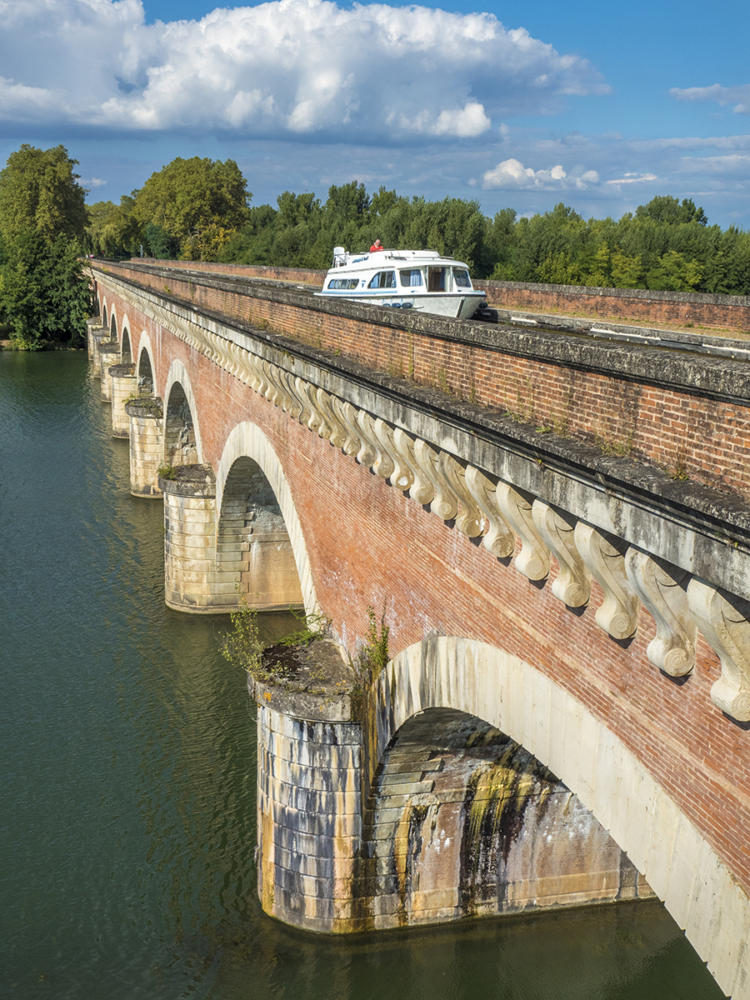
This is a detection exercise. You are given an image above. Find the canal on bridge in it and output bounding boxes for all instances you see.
[0,350,725,999]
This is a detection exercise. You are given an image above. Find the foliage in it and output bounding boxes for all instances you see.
[0,144,87,243]
[0,145,90,348]
[130,156,251,260]
[80,150,750,295]
[354,607,390,685]
[1,231,90,348]
[220,602,264,678]
[220,602,330,683]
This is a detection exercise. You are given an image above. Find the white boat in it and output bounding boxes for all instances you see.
[316,247,487,320]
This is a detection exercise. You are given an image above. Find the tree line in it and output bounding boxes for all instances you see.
[2,144,749,349]
[88,161,750,296]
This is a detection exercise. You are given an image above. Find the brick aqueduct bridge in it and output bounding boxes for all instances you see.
[88,259,749,997]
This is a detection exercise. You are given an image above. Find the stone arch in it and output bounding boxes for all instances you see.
[109,311,118,340]
[369,635,747,999]
[216,422,318,616]
[120,325,132,364]
[101,302,108,329]
[136,333,156,395]
[163,361,203,467]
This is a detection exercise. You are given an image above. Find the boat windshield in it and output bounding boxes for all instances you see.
[453,268,471,289]
[427,267,448,292]
[368,270,396,289]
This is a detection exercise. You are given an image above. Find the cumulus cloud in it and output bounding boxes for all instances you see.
[670,83,750,115]
[0,0,607,141]
[481,157,599,189]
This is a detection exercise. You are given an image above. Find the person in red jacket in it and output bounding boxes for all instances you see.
[370,239,384,252]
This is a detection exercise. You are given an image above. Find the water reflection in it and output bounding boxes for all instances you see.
[0,352,723,1000]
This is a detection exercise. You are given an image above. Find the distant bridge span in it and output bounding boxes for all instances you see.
[89,260,749,998]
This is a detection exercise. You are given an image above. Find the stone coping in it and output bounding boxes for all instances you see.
[101,262,750,403]
[249,638,356,723]
[125,395,163,418]
[159,462,215,497]
[110,363,135,377]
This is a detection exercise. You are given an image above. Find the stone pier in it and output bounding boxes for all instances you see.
[110,363,137,438]
[98,342,120,400]
[125,396,164,497]
[160,464,219,613]
[252,642,652,936]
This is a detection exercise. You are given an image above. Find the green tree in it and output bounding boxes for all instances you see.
[2,231,90,348]
[0,144,90,348]
[0,144,87,243]
[132,156,250,259]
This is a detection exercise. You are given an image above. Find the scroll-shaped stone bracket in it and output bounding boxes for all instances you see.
[315,388,347,448]
[574,524,638,639]
[293,376,314,428]
[372,420,413,492]
[277,369,303,420]
[400,432,435,506]
[687,580,750,722]
[414,439,459,521]
[532,501,590,607]
[625,549,695,677]
[440,455,483,538]
[355,410,384,473]
[336,399,363,457]
[391,428,420,494]
[464,466,515,558]
[495,483,549,581]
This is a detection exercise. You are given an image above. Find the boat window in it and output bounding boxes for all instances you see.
[427,267,447,292]
[368,270,396,289]
[399,268,423,288]
[327,277,360,289]
[453,268,471,289]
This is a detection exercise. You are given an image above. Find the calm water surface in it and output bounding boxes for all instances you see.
[0,351,723,1000]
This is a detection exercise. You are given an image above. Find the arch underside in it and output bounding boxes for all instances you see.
[363,706,650,928]
[217,456,303,611]
[369,636,748,999]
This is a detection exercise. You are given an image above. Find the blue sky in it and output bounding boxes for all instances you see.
[1,0,748,227]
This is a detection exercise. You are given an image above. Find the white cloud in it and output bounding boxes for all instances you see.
[481,157,599,190]
[670,83,750,115]
[606,172,658,185]
[0,0,607,141]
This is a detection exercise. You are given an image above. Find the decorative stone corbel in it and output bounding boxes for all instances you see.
[625,549,695,677]
[336,399,363,458]
[355,410,382,471]
[398,431,435,506]
[495,483,549,581]
[532,501,590,607]
[372,420,413,491]
[293,376,315,429]
[687,579,750,722]
[413,439,459,521]
[464,466,515,558]
[315,388,347,448]
[439,455,483,537]
[574,524,638,639]
[277,369,303,420]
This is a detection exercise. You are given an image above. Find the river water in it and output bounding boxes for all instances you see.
[0,351,724,1000]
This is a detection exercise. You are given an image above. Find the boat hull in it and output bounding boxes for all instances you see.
[316,290,485,320]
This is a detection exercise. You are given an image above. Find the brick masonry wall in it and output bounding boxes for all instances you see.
[98,263,750,504]
[132,258,750,333]
[96,278,749,905]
